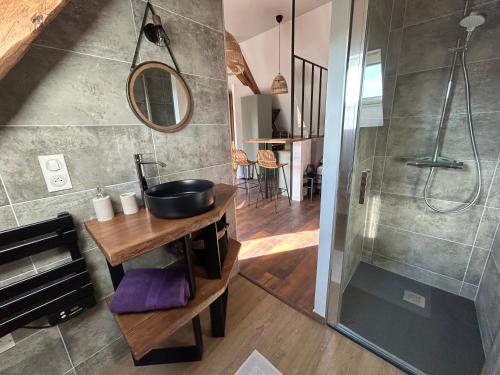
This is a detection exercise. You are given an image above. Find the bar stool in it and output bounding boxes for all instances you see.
[256,150,291,212]
[231,149,260,204]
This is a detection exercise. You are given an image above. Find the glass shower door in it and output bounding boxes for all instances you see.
[325,0,499,374]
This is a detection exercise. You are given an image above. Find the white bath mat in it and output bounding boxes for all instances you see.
[235,350,282,375]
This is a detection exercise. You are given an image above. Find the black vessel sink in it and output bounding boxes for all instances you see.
[145,179,215,219]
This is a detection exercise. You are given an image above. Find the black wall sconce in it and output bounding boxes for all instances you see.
[131,0,179,72]
[144,14,169,47]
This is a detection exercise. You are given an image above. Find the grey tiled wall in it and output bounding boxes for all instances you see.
[0,0,231,373]
[476,225,500,361]
[357,0,500,300]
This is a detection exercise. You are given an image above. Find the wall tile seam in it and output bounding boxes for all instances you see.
[7,161,230,208]
[460,153,500,300]
[481,300,496,343]
[9,325,46,346]
[493,233,500,275]
[395,55,500,78]
[0,172,20,226]
[30,42,132,65]
[149,128,162,177]
[377,0,406,210]
[182,71,227,83]
[5,278,121,367]
[132,0,228,81]
[0,124,139,127]
[462,281,478,289]
[473,226,500,300]
[377,222,476,249]
[371,2,392,30]
[381,155,500,165]
[0,123,230,127]
[384,0,396,73]
[67,335,122,369]
[470,249,492,296]
[0,269,36,285]
[484,152,500,208]
[57,326,76,373]
[28,43,226,83]
[377,189,498,212]
[9,181,143,207]
[0,172,40,276]
[0,249,107,291]
[402,0,493,30]
[390,109,500,119]
[129,0,140,38]
[139,0,224,35]
[73,335,125,371]
[372,251,467,285]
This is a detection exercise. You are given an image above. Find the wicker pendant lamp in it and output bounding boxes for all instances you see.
[225,31,245,75]
[271,15,288,94]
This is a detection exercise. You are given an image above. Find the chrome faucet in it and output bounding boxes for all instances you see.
[134,153,166,204]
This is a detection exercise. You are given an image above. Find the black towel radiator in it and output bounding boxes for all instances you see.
[0,212,96,337]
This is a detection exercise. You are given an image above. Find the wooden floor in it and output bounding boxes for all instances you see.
[103,276,402,375]
[235,187,320,318]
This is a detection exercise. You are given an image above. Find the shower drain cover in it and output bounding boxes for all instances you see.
[403,290,426,308]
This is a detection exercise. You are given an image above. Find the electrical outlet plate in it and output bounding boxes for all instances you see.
[38,154,73,193]
[0,334,15,354]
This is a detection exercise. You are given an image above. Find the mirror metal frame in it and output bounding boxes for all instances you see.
[127,61,192,132]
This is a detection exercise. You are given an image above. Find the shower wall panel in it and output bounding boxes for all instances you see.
[359,0,500,298]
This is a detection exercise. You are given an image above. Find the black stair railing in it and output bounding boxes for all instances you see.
[292,55,328,139]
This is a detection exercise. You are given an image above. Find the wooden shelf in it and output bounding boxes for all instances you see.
[109,238,241,360]
[0,0,68,79]
[84,184,237,266]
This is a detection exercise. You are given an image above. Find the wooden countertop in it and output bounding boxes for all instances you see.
[110,238,241,360]
[243,137,325,144]
[84,183,237,266]
[243,138,296,145]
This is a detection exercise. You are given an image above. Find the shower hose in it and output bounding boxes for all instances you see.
[423,48,482,213]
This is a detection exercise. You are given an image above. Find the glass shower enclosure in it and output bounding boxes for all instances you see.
[326,0,500,374]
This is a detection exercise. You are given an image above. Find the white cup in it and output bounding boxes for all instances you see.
[120,192,139,215]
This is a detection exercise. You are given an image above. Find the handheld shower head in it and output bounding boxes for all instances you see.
[459,12,486,32]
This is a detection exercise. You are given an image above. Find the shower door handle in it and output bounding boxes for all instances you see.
[359,170,370,204]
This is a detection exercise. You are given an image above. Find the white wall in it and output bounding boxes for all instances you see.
[292,139,312,201]
[230,2,332,140]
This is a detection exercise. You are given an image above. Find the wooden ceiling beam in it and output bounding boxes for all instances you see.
[0,0,68,80]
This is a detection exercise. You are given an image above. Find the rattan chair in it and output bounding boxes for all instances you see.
[256,150,291,212]
[232,149,260,204]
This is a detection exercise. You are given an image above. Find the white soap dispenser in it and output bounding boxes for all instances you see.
[92,187,114,222]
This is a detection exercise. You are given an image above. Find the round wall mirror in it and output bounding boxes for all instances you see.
[127,61,192,132]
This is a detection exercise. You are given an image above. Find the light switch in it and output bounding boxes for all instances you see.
[38,154,73,193]
[46,159,62,171]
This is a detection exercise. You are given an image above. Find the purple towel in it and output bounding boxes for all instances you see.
[109,267,190,314]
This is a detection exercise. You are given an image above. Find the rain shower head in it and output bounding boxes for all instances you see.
[459,12,486,32]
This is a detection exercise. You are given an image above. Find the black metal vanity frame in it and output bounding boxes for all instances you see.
[105,215,229,366]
